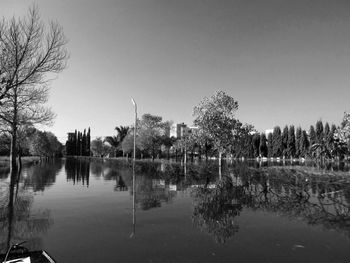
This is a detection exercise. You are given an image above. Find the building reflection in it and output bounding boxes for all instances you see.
[65,158,90,186]
[0,169,52,253]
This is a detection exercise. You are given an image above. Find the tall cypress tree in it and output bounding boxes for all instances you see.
[87,127,91,156]
[287,125,296,158]
[77,131,82,156]
[259,133,268,157]
[315,120,324,144]
[324,122,332,152]
[267,132,273,158]
[282,125,289,157]
[74,129,78,156]
[300,130,310,157]
[295,127,302,158]
[82,129,86,156]
[309,125,316,146]
[272,126,282,157]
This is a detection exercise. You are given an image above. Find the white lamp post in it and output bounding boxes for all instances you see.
[130,98,137,238]
[131,98,137,161]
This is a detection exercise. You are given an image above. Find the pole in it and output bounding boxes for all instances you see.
[130,98,137,238]
[131,98,137,161]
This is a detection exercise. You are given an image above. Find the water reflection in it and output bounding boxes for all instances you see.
[135,177,177,210]
[23,161,62,191]
[65,158,90,186]
[192,165,350,243]
[0,169,52,253]
[192,177,241,244]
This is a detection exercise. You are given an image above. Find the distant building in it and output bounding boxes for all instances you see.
[170,123,187,138]
[265,129,273,135]
[170,123,198,139]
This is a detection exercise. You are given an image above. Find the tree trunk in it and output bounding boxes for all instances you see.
[10,125,17,170]
[218,151,222,179]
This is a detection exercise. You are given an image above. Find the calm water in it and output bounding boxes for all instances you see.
[1,158,350,263]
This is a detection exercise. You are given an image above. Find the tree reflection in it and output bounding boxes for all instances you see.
[135,177,176,210]
[0,169,52,253]
[23,160,62,191]
[192,177,243,244]
[65,158,90,186]
[192,166,350,243]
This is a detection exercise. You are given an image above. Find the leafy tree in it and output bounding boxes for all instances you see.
[104,135,119,156]
[121,132,136,158]
[28,130,62,158]
[0,6,68,169]
[105,126,129,157]
[281,126,289,157]
[138,114,167,160]
[29,131,51,157]
[259,133,268,157]
[194,129,214,160]
[91,137,112,157]
[115,126,130,144]
[193,91,239,166]
[272,126,282,157]
[287,125,296,158]
[333,112,350,158]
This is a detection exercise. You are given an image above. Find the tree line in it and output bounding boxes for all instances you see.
[96,91,350,163]
[65,128,91,156]
[0,126,63,161]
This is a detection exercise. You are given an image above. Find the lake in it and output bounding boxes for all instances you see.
[1,158,350,263]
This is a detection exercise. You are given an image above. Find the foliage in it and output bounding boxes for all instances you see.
[259,133,268,157]
[272,126,282,157]
[137,114,168,160]
[66,129,90,156]
[333,112,350,158]
[231,124,254,158]
[281,126,288,157]
[29,130,62,157]
[252,133,260,157]
[309,125,316,146]
[287,125,296,158]
[192,177,242,244]
[295,127,302,158]
[315,120,324,144]
[193,91,239,156]
[91,137,112,157]
[300,130,309,158]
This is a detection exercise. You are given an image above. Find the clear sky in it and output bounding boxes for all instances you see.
[1,0,350,142]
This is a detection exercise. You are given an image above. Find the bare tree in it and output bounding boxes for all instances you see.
[0,6,68,169]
